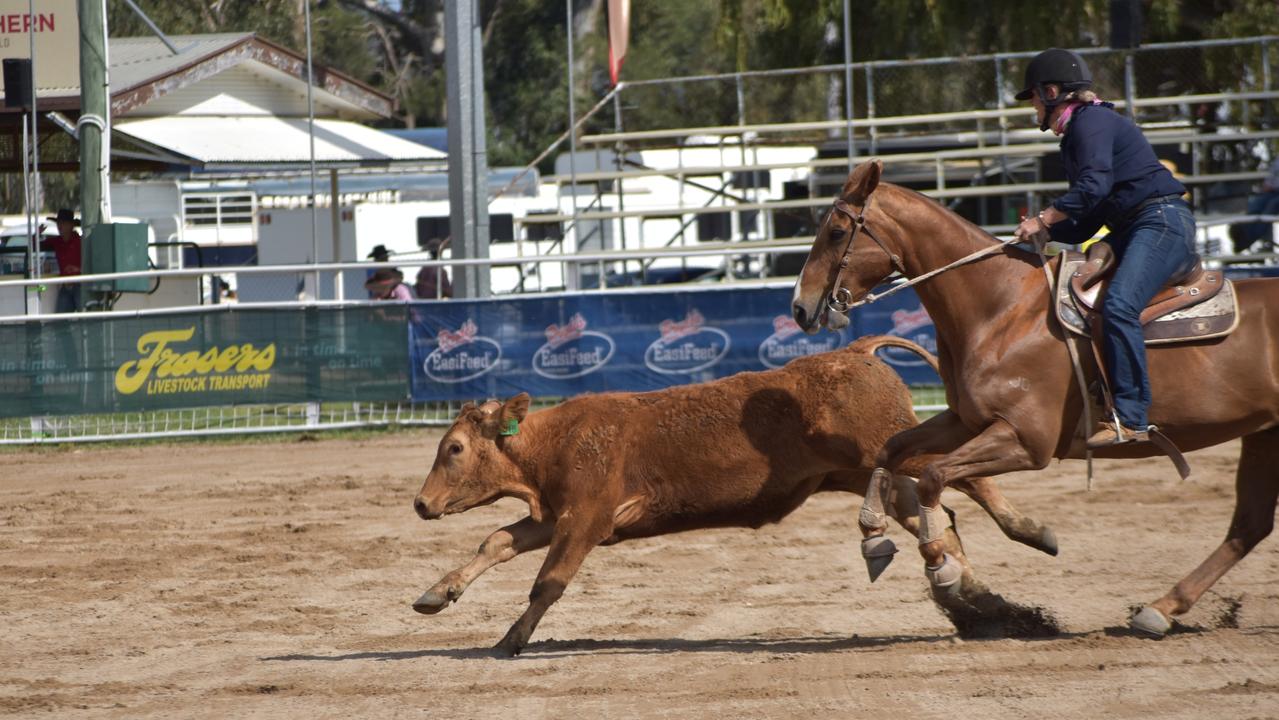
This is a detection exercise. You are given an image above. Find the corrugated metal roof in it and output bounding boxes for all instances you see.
[109,34,253,92]
[115,116,446,168]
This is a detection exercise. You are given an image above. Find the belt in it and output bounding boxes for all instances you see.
[1108,193,1184,230]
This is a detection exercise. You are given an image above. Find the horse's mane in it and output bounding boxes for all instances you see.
[876,181,1041,262]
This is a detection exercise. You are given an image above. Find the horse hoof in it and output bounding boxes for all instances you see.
[412,589,450,615]
[925,553,963,591]
[1130,606,1172,638]
[861,535,897,583]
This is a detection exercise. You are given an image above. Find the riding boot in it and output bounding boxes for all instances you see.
[1085,421,1148,449]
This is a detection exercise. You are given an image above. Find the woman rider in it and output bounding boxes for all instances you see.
[1012,48,1196,448]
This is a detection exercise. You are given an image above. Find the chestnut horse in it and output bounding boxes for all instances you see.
[791,160,1279,636]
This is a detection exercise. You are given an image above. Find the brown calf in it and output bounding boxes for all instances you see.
[412,336,1056,655]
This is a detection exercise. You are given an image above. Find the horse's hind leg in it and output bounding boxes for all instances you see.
[1133,427,1279,637]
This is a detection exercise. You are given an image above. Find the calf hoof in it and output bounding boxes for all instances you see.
[924,553,963,596]
[412,587,455,615]
[860,535,897,583]
[1036,526,1059,557]
[1129,606,1172,638]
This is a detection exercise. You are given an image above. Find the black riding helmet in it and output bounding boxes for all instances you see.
[1015,48,1093,130]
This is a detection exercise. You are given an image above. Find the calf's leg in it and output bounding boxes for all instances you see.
[414,516,553,614]
[947,475,1058,557]
[495,511,613,657]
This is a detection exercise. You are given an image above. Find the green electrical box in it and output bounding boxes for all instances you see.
[83,222,151,293]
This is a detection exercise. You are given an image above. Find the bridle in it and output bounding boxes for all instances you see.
[824,196,905,314]
[821,194,1021,316]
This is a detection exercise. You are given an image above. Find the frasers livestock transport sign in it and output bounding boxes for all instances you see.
[0,0,79,96]
[113,328,276,397]
[0,307,410,418]
[408,285,941,402]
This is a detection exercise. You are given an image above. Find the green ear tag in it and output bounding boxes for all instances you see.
[500,418,519,436]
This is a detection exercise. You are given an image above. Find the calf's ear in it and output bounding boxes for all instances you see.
[501,393,531,424]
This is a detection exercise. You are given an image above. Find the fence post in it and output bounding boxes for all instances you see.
[1263,39,1273,129]
[306,402,320,428]
[865,64,877,156]
[1123,51,1137,121]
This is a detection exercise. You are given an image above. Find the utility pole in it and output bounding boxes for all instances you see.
[77,0,109,229]
[444,0,491,298]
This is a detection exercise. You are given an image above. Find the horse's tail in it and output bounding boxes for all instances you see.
[848,335,940,374]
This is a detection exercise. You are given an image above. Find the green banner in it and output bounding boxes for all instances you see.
[0,306,410,418]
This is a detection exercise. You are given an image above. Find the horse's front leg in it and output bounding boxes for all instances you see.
[858,411,975,580]
[914,418,1039,593]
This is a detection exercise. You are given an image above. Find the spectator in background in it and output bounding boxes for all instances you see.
[365,268,414,301]
[414,237,453,300]
[37,208,83,313]
[366,244,398,299]
[1231,158,1279,254]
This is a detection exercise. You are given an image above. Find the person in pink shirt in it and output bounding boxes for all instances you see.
[364,268,414,301]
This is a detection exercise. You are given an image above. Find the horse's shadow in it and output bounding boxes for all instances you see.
[260,629,1081,663]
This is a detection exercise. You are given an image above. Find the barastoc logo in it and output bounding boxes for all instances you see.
[758,315,845,369]
[882,305,937,367]
[114,327,275,396]
[532,313,615,379]
[424,319,502,383]
[644,309,731,375]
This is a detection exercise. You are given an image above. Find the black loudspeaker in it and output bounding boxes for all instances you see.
[3,58,32,108]
[1109,0,1142,49]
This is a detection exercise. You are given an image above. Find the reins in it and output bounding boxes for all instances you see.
[824,197,1019,314]
[822,200,1101,490]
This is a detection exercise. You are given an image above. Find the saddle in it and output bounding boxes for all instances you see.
[1055,242,1239,344]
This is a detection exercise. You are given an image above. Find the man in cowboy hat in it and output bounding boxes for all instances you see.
[365,244,401,299]
[37,208,83,313]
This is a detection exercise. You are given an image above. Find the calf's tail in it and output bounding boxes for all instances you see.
[847,335,939,373]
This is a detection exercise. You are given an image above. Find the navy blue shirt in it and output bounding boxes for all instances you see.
[1048,102,1186,245]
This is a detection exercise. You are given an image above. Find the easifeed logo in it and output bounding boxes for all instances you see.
[644,310,730,375]
[532,313,615,379]
[758,315,845,369]
[423,319,502,383]
[882,305,937,367]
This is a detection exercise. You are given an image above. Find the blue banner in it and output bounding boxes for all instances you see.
[408,285,940,401]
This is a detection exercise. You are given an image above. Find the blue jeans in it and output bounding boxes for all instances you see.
[1239,191,1279,247]
[1101,197,1198,430]
[55,283,80,313]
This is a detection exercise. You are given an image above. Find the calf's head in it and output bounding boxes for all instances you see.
[414,393,531,521]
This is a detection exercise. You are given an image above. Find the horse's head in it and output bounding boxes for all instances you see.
[791,159,902,334]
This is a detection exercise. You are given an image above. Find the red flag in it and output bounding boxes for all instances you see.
[607,0,630,86]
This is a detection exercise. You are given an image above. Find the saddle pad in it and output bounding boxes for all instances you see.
[1055,256,1239,345]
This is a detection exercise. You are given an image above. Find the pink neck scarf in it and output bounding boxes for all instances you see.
[1055,99,1105,135]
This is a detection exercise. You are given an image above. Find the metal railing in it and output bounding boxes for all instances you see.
[0,401,464,444]
[3,36,1277,443]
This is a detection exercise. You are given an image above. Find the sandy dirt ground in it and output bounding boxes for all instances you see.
[1,430,1277,719]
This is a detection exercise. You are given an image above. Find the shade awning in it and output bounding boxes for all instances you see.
[114,117,447,170]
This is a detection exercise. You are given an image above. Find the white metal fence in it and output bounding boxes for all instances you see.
[2,37,1276,443]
